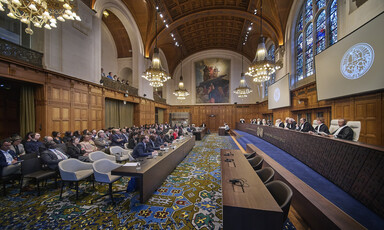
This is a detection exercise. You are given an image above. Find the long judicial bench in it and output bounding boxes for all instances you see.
[236,123,384,220]
[220,149,283,230]
[112,136,195,203]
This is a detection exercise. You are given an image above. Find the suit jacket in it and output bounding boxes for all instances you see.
[40,149,65,170]
[148,140,160,151]
[278,122,285,128]
[111,134,125,147]
[10,144,25,156]
[132,142,153,158]
[333,126,354,141]
[24,140,44,154]
[0,150,19,177]
[299,122,314,132]
[127,138,136,149]
[66,144,86,159]
[164,134,173,143]
[315,124,330,134]
[286,121,297,130]
[155,136,165,147]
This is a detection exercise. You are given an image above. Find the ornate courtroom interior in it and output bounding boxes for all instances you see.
[0,0,383,229]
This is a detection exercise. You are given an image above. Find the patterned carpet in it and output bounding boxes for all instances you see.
[0,134,296,229]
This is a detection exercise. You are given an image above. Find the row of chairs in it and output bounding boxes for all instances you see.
[312,120,361,141]
[245,152,293,225]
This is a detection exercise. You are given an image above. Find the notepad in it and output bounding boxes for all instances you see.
[123,162,138,167]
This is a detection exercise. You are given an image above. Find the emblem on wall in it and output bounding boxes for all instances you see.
[340,43,374,80]
[273,87,280,102]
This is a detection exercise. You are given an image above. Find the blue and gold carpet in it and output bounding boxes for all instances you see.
[0,134,296,229]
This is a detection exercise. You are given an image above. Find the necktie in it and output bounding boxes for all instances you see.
[53,149,67,160]
[14,145,19,155]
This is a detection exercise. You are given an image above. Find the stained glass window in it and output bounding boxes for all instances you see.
[305,23,314,76]
[316,10,326,54]
[295,0,338,84]
[264,44,276,96]
[316,0,326,12]
[305,0,313,24]
[330,0,338,45]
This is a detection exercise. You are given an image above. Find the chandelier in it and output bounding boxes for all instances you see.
[246,0,277,83]
[0,0,81,35]
[142,2,170,88]
[173,54,189,100]
[234,53,252,98]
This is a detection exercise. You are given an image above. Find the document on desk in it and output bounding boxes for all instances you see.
[123,162,138,167]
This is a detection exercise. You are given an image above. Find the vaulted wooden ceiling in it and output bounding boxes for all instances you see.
[95,0,294,75]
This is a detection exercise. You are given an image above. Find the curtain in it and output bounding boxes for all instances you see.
[20,86,35,137]
[105,99,134,128]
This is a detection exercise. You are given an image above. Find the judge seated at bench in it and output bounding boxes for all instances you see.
[275,119,285,128]
[297,118,314,132]
[328,119,354,141]
[224,123,230,135]
[309,117,330,135]
[132,135,157,159]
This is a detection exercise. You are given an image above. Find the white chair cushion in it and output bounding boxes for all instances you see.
[347,121,361,142]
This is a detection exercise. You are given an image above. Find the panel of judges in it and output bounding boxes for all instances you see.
[236,118,384,218]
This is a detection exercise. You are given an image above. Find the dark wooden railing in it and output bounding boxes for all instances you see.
[0,38,43,67]
[100,76,138,96]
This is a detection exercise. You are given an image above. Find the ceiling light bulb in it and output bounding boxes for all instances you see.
[29,3,37,11]
[7,12,16,19]
[57,16,65,22]
[63,3,71,10]
[44,24,51,29]
[34,22,41,27]
[248,26,252,31]
[166,24,169,28]
[0,4,4,11]
[12,0,21,6]
[160,13,163,18]
[171,33,174,37]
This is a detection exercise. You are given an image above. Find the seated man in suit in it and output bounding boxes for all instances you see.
[0,138,21,177]
[40,136,69,171]
[310,117,330,135]
[132,135,157,159]
[155,133,168,147]
[110,129,125,147]
[329,119,354,141]
[24,132,45,155]
[297,118,314,132]
[148,135,160,151]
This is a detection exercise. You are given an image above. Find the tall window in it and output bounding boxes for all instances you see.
[264,44,276,97]
[295,0,338,82]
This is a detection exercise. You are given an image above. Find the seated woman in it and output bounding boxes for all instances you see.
[80,135,98,154]
[10,135,25,156]
[66,137,90,162]
[52,131,63,144]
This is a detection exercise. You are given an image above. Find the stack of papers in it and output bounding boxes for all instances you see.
[123,162,138,167]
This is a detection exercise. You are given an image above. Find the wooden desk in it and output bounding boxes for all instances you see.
[221,149,283,230]
[112,136,195,203]
[236,123,384,219]
[193,128,206,140]
[218,127,226,136]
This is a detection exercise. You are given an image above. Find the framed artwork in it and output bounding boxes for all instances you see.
[195,58,230,103]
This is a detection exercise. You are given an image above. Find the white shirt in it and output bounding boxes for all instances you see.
[224,125,230,130]
[1,150,14,165]
[316,123,323,132]
[49,148,68,160]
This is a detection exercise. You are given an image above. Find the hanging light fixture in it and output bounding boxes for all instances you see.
[142,1,170,88]
[173,47,189,100]
[0,0,81,35]
[246,0,277,83]
[234,51,252,98]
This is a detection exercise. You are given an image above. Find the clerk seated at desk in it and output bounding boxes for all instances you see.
[328,119,354,141]
[224,123,230,135]
[132,135,157,158]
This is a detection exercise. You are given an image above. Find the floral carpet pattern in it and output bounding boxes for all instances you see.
[0,134,296,229]
[0,134,236,229]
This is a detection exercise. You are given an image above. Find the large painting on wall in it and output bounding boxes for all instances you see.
[195,58,230,103]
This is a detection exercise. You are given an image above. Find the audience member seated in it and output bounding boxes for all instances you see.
[107,72,113,80]
[148,135,160,151]
[24,133,45,155]
[275,119,284,128]
[94,130,111,151]
[164,130,174,143]
[297,118,314,132]
[128,132,138,149]
[67,137,90,162]
[80,135,98,154]
[63,131,73,144]
[121,129,129,143]
[310,117,330,135]
[286,118,297,130]
[172,129,179,140]
[52,131,64,144]
[0,139,21,177]
[155,133,168,147]
[111,129,125,147]
[21,132,33,146]
[329,119,354,141]
[10,135,25,156]
[132,135,156,159]
[40,136,68,170]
